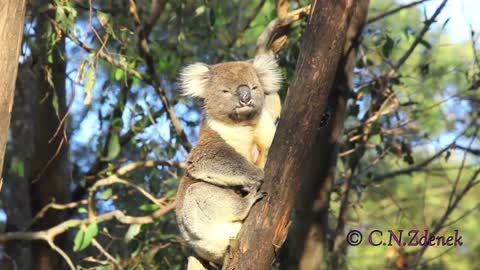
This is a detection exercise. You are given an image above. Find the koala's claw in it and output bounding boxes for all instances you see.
[255,180,264,191]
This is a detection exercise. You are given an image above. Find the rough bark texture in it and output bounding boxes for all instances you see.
[0,0,27,177]
[224,1,357,269]
[288,1,369,269]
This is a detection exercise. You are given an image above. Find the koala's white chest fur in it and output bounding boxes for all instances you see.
[207,118,256,162]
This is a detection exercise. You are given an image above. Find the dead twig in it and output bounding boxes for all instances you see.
[255,5,311,55]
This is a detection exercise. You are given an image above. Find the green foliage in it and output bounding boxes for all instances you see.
[9,157,25,177]
[55,0,78,31]
[73,222,98,252]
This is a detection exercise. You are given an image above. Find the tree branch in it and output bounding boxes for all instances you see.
[366,0,432,24]
[368,143,452,184]
[129,0,191,151]
[255,5,311,55]
[391,0,447,73]
[455,144,480,156]
[227,0,267,49]
[0,202,175,243]
[412,168,480,267]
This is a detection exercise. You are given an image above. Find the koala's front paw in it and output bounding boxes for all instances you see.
[240,168,264,193]
[247,190,268,203]
[241,178,264,194]
[258,191,268,200]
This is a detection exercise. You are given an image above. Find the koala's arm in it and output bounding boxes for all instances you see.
[254,93,281,168]
[264,92,282,122]
[187,143,264,189]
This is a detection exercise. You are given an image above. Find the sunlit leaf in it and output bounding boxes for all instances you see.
[73,222,98,251]
[139,203,159,212]
[100,188,112,200]
[125,224,142,242]
[194,6,206,16]
[83,63,96,105]
[101,133,121,161]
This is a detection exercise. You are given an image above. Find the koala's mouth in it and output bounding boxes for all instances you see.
[231,105,256,121]
[235,106,254,114]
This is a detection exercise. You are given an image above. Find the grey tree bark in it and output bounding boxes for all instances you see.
[0,0,27,177]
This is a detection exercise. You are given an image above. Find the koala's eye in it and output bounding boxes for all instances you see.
[252,86,258,90]
[222,89,230,94]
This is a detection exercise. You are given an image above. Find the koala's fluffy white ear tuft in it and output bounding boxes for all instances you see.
[252,54,282,94]
[179,63,211,98]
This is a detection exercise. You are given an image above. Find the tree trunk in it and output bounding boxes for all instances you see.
[28,3,71,269]
[224,1,357,269]
[0,0,27,176]
[0,65,36,270]
[288,1,369,269]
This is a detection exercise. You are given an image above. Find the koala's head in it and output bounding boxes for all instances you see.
[179,54,282,124]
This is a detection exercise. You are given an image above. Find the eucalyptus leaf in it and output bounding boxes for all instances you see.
[101,133,121,161]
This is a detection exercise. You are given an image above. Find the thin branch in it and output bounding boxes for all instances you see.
[391,0,447,73]
[412,168,480,267]
[227,0,267,48]
[48,239,76,270]
[91,238,123,269]
[455,144,480,156]
[87,160,185,217]
[89,175,167,212]
[84,106,172,181]
[145,0,168,36]
[34,199,87,221]
[65,29,145,80]
[53,13,192,152]
[368,144,452,184]
[447,126,478,208]
[331,167,356,269]
[342,0,449,165]
[0,202,175,243]
[441,203,480,229]
[367,120,473,185]
[367,0,432,24]
[129,0,191,151]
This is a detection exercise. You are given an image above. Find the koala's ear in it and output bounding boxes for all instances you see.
[179,63,211,98]
[252,54,282,94]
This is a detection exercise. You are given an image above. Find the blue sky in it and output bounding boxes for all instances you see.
[415,0,480,42]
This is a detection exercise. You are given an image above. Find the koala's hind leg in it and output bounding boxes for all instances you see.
[184,182,264,224]
[181,183,266,264]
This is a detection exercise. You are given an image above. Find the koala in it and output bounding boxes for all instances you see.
[175,54,282,268]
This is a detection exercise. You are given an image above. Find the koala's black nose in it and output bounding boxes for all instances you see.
[237,85,252,105]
